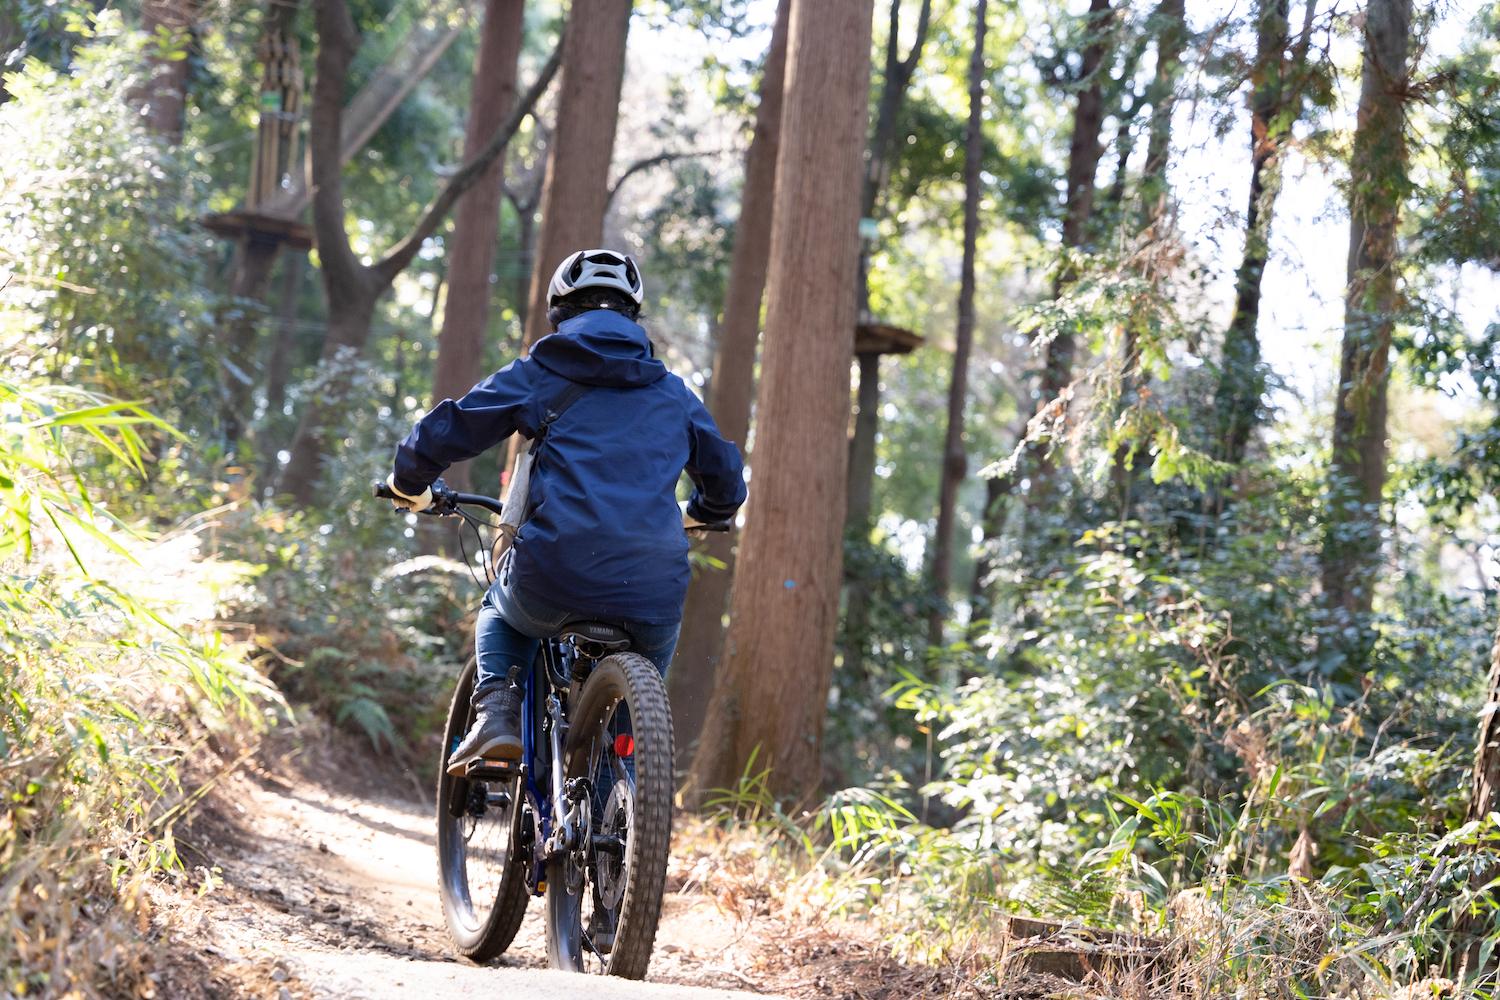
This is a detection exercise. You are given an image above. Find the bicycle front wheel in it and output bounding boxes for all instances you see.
[546,652,673,978]
[436,657,530,961]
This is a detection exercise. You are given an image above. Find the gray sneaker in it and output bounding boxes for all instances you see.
[447,667,524,776]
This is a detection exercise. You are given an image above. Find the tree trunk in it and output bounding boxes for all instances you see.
[223,236,285,446]
[927,0,987,650]
[265,250,306,419]
[1112,0,1182,494]
[969,474,1006,599]
[687,0,874,808]
[840,352,882,683]
[217,0,301,446]
[862,0,933,225]
[846,0,934,515]
[1469,620,1500,824]
[841,0,937,685]
[273,0,556,504]
[1217,0,1317,468]
[138,0,197,143]
[846,352,881,526]
[668,0,790,772]
[508,184,539,332]
[429,0,524,493]
[222,0,306,451]
[1027,0,1111,505]
[521,0,632,350]
[1320,0,1410,620]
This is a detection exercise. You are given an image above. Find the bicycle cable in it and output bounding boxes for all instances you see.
[453,506,499,591]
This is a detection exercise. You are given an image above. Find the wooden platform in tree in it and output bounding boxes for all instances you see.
[854,322,922,356]
[203,211,315,250]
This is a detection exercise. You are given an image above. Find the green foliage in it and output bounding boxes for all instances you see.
[0,376,281,997]
[216,383,483,751]
[0,13,217,417]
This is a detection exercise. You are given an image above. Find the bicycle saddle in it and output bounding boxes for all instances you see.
[557,621,632,655]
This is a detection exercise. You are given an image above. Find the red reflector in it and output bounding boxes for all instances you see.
[614,734,635,757]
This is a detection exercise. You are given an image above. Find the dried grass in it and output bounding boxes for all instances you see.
[2,529,280,998]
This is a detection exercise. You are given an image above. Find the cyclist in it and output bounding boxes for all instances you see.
[384,250,746,776]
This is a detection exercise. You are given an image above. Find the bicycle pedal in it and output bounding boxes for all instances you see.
[465,758,520,781]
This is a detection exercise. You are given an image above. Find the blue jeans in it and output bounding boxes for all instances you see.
[473,574,681,697]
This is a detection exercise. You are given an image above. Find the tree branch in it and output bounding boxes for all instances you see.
[605,149,730,209]
[898,0,934,79]
[374,37,563,286]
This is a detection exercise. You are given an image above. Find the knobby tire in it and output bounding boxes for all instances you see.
[436,657,530,960]
[546,652,674,978]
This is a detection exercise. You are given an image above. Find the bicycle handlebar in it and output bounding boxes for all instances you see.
[371,478,505,517]
[372,477,733,533]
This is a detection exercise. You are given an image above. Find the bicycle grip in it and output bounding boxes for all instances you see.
[371,478,398,501]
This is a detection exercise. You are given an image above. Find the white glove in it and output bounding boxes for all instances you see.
[387,473,432,513]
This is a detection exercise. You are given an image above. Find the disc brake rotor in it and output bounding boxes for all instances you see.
[595,781,633,910]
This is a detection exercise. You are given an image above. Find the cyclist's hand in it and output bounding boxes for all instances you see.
[679,499,708,529]
[386,473,433,513]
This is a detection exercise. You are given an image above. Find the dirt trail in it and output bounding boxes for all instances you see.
[180,753,802,999]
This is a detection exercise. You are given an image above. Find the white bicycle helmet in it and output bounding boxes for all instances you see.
[547,249,645,308]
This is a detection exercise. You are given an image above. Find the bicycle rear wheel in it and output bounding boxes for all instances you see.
[546,652,673,978]
[436,657,531,961]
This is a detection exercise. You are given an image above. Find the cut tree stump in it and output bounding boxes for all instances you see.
[999,915,1168,984]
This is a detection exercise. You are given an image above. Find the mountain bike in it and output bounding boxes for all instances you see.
[372,477,725,977]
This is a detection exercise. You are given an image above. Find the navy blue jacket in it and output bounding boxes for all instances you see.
[392,310,747,624]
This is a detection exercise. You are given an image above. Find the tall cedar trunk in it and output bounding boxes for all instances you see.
[1320,0,1410,620]
[1217,0,1318,468]
[846,0,933,516]
[520,0,631,350]
[927,0,988,649]
[687,0,874,807]
[1026,0,1111,508]
[1111,0,1183,494]
[138,0,197,142]
[429,0,524,493]
[842,0,936,682]
[668,0,790,772]
[274,0,556,503]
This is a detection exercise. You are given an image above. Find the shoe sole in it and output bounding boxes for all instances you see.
[446,735,522,776]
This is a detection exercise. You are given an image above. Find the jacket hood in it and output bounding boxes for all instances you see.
[529,310,667,388]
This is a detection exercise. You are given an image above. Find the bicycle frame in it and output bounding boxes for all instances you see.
[520,639,594,896]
